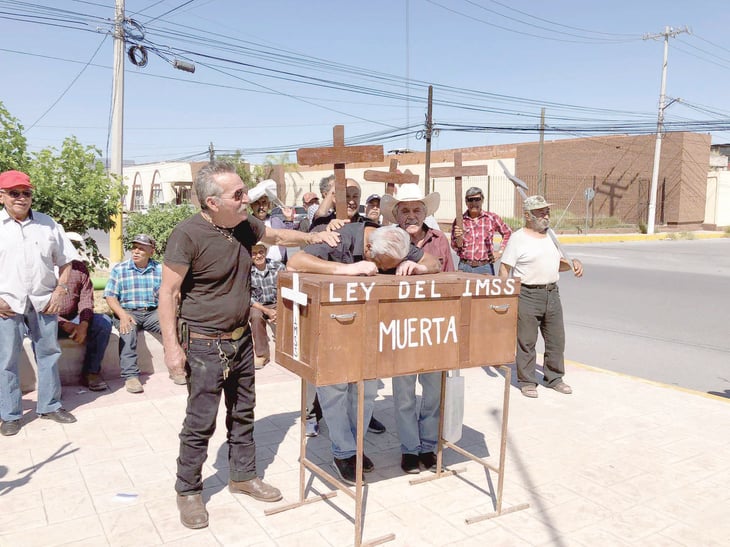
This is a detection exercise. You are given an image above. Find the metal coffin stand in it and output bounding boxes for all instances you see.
[267,272,527,545]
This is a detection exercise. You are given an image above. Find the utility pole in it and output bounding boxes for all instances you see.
[109,0,125,262]
[644,25,689,235]
[537,107,545,195]
[423,85,434,194]
[209,142,215,162]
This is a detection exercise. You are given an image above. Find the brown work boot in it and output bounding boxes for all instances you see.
[84,373,108,391]
[125,377,144,393]
[229,477,282,502]
[176,493,208,529]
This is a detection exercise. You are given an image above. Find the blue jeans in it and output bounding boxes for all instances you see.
[317,380,377,459]
[0,305,62,421]
[392,372,441,454]
[58,313,113,375]
[176,333,257,495]
[458,261,494,275]
[114,309,160,379]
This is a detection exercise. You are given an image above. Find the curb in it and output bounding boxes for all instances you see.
[557,232,726,244]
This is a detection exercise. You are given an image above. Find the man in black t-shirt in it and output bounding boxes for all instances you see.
[287,224,439,486]
[158,162,339,530]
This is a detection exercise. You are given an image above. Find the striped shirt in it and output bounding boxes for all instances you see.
[251,259,286,305]
[103,258,161,309]
[451,210,512,262]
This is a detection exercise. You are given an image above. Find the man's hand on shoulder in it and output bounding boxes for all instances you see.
[395,260,428,276]
[326,218,349,232]
[308,230,341,247]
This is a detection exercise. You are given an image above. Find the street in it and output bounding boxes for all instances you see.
[558,238,730,398]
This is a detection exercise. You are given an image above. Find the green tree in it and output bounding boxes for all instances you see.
[216,149,254,188]
[28,137,125,268]
[0,101,29,172]
[252,152,299,182]
[124,203,196,258]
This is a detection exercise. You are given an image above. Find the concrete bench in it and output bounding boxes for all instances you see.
[19,328,166,393]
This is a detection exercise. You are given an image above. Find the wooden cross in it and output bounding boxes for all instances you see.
[280,273,308,360]
[363,158,418,196]
[297,125,384,219]
[430,152,488,246]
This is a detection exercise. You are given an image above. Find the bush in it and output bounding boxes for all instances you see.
[124,203,196,258]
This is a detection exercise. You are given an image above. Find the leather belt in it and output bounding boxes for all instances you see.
[462,259,491,267]
[127,306,157,312]
[189,326,248,341]
[521,282,558,290]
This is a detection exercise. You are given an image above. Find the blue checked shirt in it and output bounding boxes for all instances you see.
[103,258,162,309]
[251,259,285,306]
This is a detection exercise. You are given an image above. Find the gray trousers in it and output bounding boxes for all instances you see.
[516,286,566,388]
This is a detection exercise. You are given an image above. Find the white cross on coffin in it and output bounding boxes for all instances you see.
[280,273,308,360]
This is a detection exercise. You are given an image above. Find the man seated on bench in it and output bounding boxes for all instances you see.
[250,243,285,369]
[104,234,167,393]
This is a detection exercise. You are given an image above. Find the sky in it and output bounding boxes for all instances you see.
[1,0,729,165]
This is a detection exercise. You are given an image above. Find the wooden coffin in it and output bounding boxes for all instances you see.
[276,272,519,386]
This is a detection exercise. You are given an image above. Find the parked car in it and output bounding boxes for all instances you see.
[270,206,307,225]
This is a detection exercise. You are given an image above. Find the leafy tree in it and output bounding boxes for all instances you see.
[0,101,29,172]
[216,149,254,188]
[28,137,126,269]
[253,152,299,182]
[124,203,196,258]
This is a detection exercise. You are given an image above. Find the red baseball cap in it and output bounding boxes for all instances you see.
[0,170,33,190]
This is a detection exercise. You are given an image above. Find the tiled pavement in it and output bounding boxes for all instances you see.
[1,357,728,546]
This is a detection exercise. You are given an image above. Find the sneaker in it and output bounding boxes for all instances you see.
[401,453,420,474]
[305,417,319,437]
[333,456,364,486]
[550,381,573,394]
[125,377,144,393]
[84,373,108,391]
[367,416,386,434]
[254,355,270,370]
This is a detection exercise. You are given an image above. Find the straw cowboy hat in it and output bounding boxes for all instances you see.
[380,184,440,225]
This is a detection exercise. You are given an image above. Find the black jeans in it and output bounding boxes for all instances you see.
[175,331,257,495]
[516,285,566,388]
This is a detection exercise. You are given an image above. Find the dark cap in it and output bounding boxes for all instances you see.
[0,170,33,189]
[131,234,156,248]
[366,194,381,204]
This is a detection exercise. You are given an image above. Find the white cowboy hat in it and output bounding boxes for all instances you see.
[380,184,440,225]
[247,179,277,204]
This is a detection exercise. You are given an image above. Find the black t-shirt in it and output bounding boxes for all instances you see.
[164,213,266,335]
[301,222,423,272]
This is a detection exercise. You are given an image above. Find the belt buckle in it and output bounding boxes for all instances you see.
[231,326,246,341]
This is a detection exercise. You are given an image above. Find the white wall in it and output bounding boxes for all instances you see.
[705,171,730,227]
[121,162,193,211]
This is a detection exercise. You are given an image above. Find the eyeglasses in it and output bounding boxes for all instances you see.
[222,188,246,201]
[466,197,482,203]
[3,189,33,199]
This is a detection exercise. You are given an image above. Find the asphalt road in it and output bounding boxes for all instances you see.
[557,238,730,399]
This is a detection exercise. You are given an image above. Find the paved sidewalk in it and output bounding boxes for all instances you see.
[1,357,728,546]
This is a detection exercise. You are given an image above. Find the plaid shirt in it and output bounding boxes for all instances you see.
[57,260,95,324]
[103,258,161,309]
[451,210,512,262]
[251,259,286,305]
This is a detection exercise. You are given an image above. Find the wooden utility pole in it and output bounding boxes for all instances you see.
[208,142,215,162]
[424,85,434,194]
[363,158,418,196]
[537,107,545,196]
[297,125,383,219]
[430,152,488,246]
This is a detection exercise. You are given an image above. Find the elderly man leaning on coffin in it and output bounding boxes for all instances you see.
[287,223,440,486]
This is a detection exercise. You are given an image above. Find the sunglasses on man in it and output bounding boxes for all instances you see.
[3,189,33,199]
[466,196,482,203]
